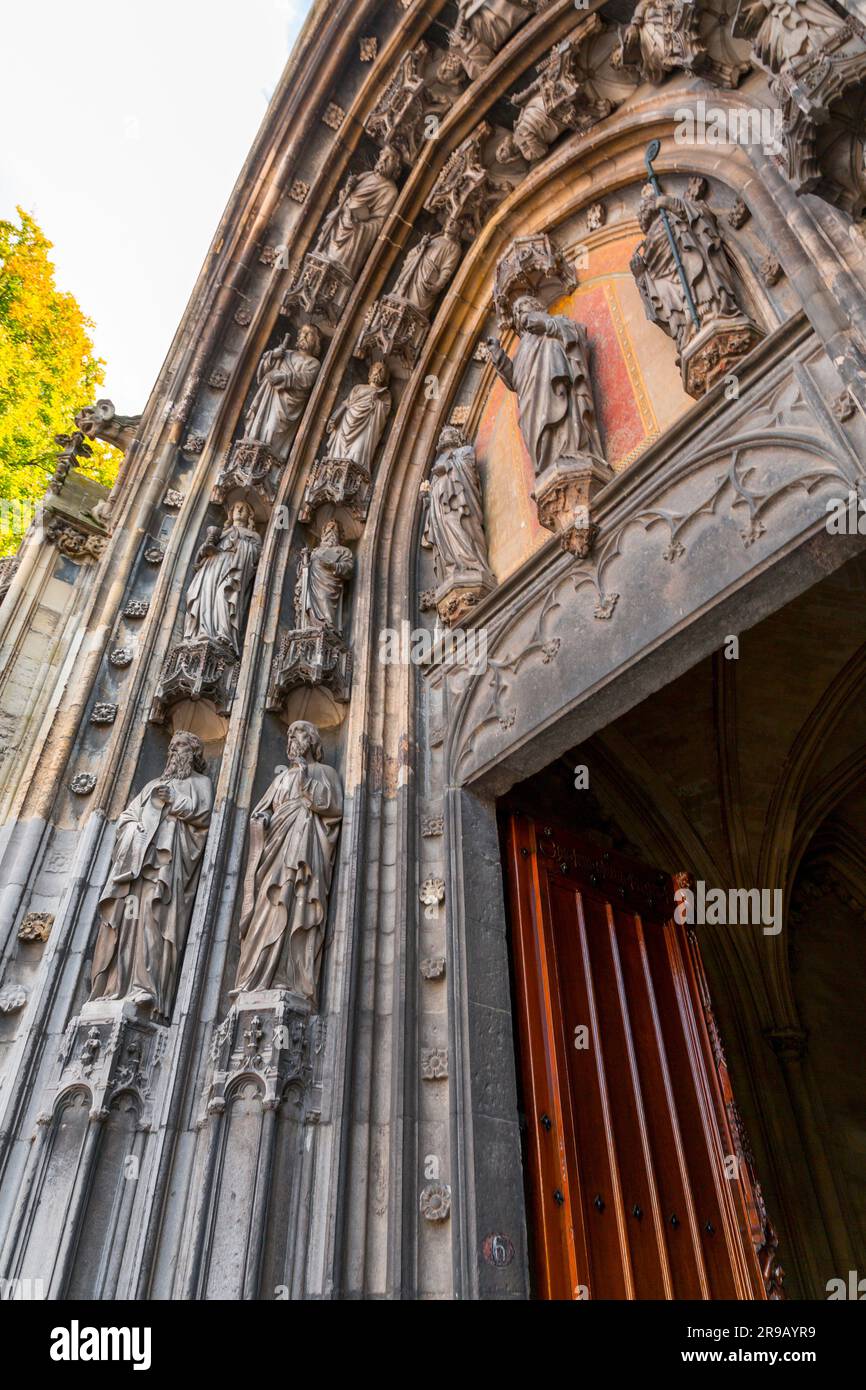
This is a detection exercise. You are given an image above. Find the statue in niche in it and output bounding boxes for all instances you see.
[630,190,742,356]
[294,520,354,633]
[421,427,494,590]
[614,0,707,84]
[735,0,846,75]
[244,325,322,459]
[392,218,463,315]
[233,720,343,1003]
[497,38,614,164]
[445,0,535,82]
[323,361,392,470]
[314,146,401,278]
[183,499,262,657]
[487,295,603,478]
[89,732,213,1019]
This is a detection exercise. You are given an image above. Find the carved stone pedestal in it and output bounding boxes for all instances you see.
[151,637,237,724]
[532,455,613,558]
[298,455,372,540]
[213,439,284,517]
[354,294,429,371]
[51,997,167,1125]
[681,315,762,399]
[205,988,318,1118]
[432,571,495,629]
[267,625,353,715]
[281,252,354,325]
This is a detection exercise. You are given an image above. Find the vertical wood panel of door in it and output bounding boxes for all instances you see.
[502,812,781,1301]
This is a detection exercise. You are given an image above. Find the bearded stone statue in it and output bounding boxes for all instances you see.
[295,521,354,633]
[315,147,401,278]
[183,500,262,657]
[233,721,343,1004]
[244,325,322,459]
[89,732,213,1019]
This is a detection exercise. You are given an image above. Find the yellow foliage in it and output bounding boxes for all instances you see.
[0,208,120,555]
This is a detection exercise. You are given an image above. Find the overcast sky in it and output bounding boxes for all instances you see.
[1,0,313,413]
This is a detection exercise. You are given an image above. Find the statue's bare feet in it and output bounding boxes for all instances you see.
[132,989,155,1010]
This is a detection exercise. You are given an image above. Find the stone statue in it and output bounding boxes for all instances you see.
[497,37,613,164]
[614,0,706,84]
[233,721,343,1003]
[421,427,494,591]
[446,0,534,81]
[294,520,354,633]
[630,191,742,355]
[315,147,401,277]
[183,500,262,656]
[735,0,845,76]
[323,361,392,469]
[392,220,463,315]
[89,732,213,1018]
[487,295,603,477]
[244,325,322,459]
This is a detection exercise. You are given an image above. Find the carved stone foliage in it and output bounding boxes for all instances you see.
[631,186,762,397]
[420,1182,451,1220]
[232,722,342,1007]
[420,426,495,627]
[89,732,213,1021]
[74,399,141,454]
[733,3,866,215]
[90,702,118,725]
[300,363,391,534]
[283,148,401,324]
[489,236,611,554]
[420,1046,448,1079]
[19,911,54,942]
[268,524,354,713]
[70,772,97,795]
[497,18,614,167]
[243,325,322,462]
[0,984,27,1013]
[43,515,107,563]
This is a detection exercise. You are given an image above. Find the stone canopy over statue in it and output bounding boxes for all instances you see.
[631,186,761,396]
[183,500,262,657]
[89,732,213,1020]
[421,426,495,627]
[233,721,343,1004]
[735,0,845,76]
[244,326,322,460]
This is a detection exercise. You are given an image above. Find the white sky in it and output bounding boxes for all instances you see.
[1,0,313,414]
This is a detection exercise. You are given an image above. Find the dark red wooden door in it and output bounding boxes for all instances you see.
[503,813,781,1301]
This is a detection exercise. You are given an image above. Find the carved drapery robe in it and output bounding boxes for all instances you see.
[422,444,494,587]
[455,0,532,79]
[316,169,399,277]
[505,314,602,477]
[90,774,213,1017]
[245,346,321,458]
[739,0,843,75]
[631,198,741,354]
[183,524,262,656]
[297,539,353,631]
[325,381,391,469]
[393,231,462,314]
[234,762,343,1001]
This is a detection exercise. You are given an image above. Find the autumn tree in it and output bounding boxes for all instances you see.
[0,208,119,555]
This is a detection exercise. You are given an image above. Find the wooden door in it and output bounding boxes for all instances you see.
[502,812,781,1301]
